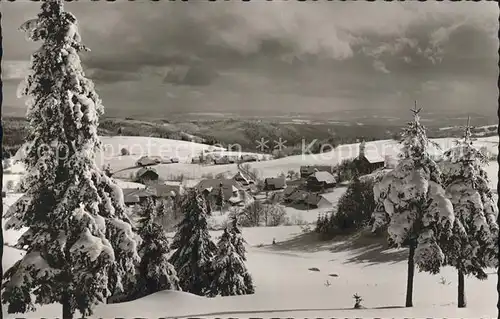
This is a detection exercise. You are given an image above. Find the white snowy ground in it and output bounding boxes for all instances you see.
[91,136,269,172]
[2,135,499,317]
[1,214,497,318]
[10,135,499,184]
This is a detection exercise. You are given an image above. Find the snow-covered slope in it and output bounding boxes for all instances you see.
[1,220,497,318]
[8,135,499,189]
[108,135,499,183]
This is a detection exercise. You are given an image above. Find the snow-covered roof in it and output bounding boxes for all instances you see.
[310,171,336,184]
[305,193,333,206]
[283,185,298,196]
[363,152,385,164]
[233,171,253,184]
[137,167,159,178]
[287,189,308,201]
[152,183,183,197]
[197,178,243,199]
[122,187,157,203]
[265,177,286,188]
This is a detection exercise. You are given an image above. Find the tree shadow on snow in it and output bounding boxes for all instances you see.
[264,229,408,265]
[170,305,406,318]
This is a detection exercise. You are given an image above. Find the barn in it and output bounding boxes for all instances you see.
[135,167,159,185]
[264,177,287,191]
[304,193,333,209]
[122,187,158,206]
[300,165,334,179]
[233,171,255,186]
[196,178,246,206]
[136,156,161,167]
[306,171,336,192]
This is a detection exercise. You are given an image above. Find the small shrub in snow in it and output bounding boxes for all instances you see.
[169,189,217,296]
[6,180,16,192]
[239,201,265,227]
[353,293,363,309]
[238,201,287,227]
[287,169,300,180]
[120,147,130,156]
[267,204,287,226]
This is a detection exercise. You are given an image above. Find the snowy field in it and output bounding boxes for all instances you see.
[2,208,497,318]
[105,135,499,183]
[2,135,499,317]
[10,135,499,184]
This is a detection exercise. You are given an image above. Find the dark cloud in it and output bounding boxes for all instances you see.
[85,69,142,84]
[2,1,498,117]
[163,65,218,86]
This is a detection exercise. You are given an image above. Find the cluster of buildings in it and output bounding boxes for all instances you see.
[281,141,389,209]
[121,166,260,209]
[120,141,391,213]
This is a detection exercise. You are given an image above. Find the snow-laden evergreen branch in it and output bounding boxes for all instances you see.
[372,105,454,274]
[169,189,217,296]
[2,1,139,317]
[441,121,498,278]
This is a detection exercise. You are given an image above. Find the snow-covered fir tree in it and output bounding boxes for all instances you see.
[134,197,179,300]
[2,1,140,318]
[371,103,455,307]
[441,118,498,308]
[229,215,247,260]
[216,182,225,212]
[208,228,255,297]
[169,189,217,296]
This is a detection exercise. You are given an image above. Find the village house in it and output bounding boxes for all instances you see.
[353,140,385,175]
[283,185,298,198]
[300,165,334,179]
[135,167,159,185]
[304,193,334,209]
[240,154,259,163]
[196,178,247,206]
[233,171,255,187]
[264,177,287,191]
[150,181,184,199]
[136,156,161,167]
[306,170,336,192]
[214,156,234,165]
[122,187,158,206]
[284,188,308,204]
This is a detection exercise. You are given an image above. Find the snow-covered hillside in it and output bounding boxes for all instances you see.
[2,132,499,317]
[105,135,499,188]
[8,135,499,189]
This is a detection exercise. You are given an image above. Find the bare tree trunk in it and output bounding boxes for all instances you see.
[265,207,268,226]
[62,294,72,319]
[405,238,416,307]
[458,269,466,308]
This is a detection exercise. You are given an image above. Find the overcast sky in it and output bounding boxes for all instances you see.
[2,1,498,118]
